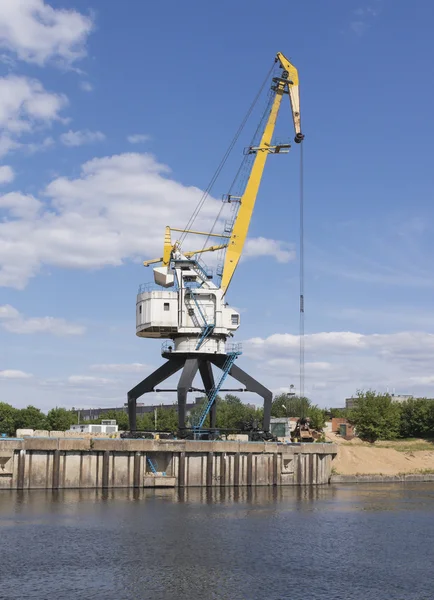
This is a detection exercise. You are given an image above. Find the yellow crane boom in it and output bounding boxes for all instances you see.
[142,51,303,295]
[220,51,303,294]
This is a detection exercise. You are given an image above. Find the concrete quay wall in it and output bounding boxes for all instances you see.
[0,439,337,490]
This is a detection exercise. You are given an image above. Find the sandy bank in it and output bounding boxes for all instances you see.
[327,434,434,475]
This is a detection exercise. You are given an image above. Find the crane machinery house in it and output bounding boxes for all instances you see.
[129,51,304,438]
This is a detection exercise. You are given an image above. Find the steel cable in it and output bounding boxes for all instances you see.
[179,61,276,248]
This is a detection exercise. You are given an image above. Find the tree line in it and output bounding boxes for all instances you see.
[345,390,434,442]
[0,404,77,436]
[2,390,430,442]
[0,393,326,436]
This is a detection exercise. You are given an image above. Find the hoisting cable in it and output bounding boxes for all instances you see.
[178,61,276,247]
[200,90,275,253]
[299,140,305,416]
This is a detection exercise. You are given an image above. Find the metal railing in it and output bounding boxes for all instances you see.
[161,341,243,355]
[138,282,171,294]
[226,342,243,354]
[161,340,176,354]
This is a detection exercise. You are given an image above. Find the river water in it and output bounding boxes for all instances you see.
[1,484,433,600]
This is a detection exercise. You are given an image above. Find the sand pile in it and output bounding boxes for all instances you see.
[333,444,434,475]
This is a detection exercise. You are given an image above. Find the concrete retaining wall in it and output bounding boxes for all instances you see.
[0,439,337,489]
[331,474,434,484]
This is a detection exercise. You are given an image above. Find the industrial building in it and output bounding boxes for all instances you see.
[76,398,203,422]
[345,394,414,410]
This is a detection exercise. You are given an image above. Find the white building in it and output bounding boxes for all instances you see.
[69,420,118,435]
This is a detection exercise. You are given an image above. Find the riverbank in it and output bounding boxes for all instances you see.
[326,433,434,477]
[0,437,337,489]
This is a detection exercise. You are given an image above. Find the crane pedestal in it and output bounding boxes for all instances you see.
[127,351,272,433]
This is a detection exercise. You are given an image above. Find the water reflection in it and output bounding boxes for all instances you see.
[1,484,434,600]
[4,483,434,511]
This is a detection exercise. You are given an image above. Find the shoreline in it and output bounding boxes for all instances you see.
[330,473,434,484]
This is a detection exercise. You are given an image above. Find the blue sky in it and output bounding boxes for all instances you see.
[1,0,434,411]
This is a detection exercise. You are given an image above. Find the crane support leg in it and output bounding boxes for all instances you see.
[177,358,200,430]
[210,356,273,432]
[127,359,185,430]
[199,360,217,429]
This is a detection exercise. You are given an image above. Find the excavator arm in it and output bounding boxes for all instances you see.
[220,52,303,294]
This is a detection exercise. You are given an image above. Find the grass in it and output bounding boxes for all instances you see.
[397,469,434,476]
[337,437,434,452]
[376,441,434,452]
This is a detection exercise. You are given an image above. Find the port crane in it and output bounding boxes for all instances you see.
[127,52,304,437]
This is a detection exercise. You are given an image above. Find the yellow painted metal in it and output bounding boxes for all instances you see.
[220,52,301,294]
[276,52,302,138]
[143,257,165,267]
[183,244,227,258]
[276,52,299,85]
[143,52,301,291]
[162,226,173,266]
[143,244,228,267]
[170,228,230,239]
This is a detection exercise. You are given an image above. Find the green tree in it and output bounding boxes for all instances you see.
[271,394,311,418]
[399,398,430,438]
[329,407,348,419]
[187,394,261,430]
[94,410,129,431]
[15,405,48,431]
[137,412,154,431]
[155,407,178,431]
[188,395,222,428]
[348,390,401,442]
[307,405,327,430]
[217,395,261,430]
[427,402,434,435]
[0,402,19,436]
[47,407,76,431]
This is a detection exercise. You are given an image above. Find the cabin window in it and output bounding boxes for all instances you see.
[231,314,239,325]
[164,302,170,311]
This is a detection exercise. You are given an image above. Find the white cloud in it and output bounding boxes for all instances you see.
[0,303,85,335]
[0,165,14,184]
[0,369,32,379]
[0,0,93,67]
[127,134,151,144]
[90,363,149,373]
[0,192,42,218]
[349,5,380,37]
[243,237,295,263]
[0,135,20,158]
[26,135,54,154]
[67,375,115,386]
[0,75,63,159]
[243,329,434,404]
[0,75,67,134]
[350,21,367,36]
[80,81,93,92]
[0,151,298,289]
[245,330,434,359]
[60,129,105,147]
[0,152,217,288]
[0,133,54,158]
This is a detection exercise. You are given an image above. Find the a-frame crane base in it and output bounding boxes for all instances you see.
[127,351,273,436]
